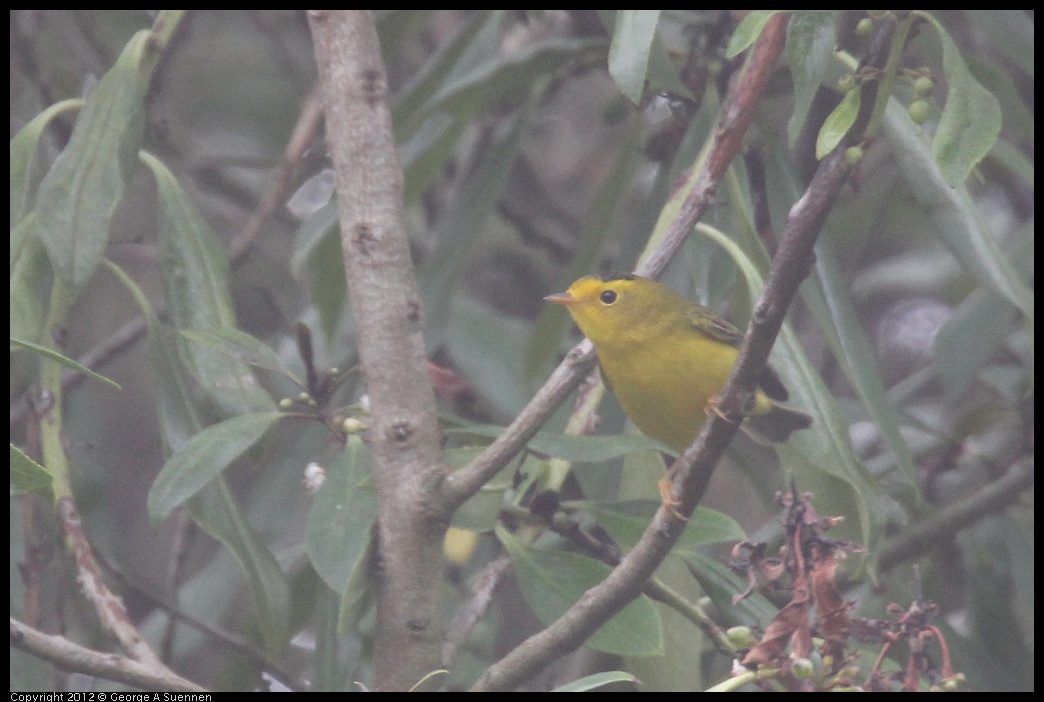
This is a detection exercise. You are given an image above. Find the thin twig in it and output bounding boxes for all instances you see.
[56,498,167,668]
[11,617,206,692]
[875,459,1034,573]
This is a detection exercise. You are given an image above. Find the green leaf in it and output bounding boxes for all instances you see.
[786,12,836,148]
[934,231,1032,399]
[147,412,283,523]
[391,12,494,141]
[186,478,291,657]
[10,336,121,390]
[608,11,661,104]
[726,11,784,58]
[445,299,534,418]
[816,86,861,159]
[553,671,639,692]
[306,437,378,596]
[10,444,53,498]
[920,13,1003,186]
[34,31,150,292]
[179,328,305,389]
[811,237,921,494]
[10,224,52,353]
[421,106,529,351]
[294,205,346,342]
[306,437,379,634]
[10,99,83,230]
[883,100,1032,322]
[103,259,201,453]
[496,525,664,657]
[681,551,777,628]
[141,151,272,416]
[578,499,746,551]
[418,35,608,131]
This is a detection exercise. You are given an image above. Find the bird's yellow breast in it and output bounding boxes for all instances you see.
[593,317,739,452]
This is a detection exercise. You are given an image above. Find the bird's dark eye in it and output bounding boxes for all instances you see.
[600,289,617,305]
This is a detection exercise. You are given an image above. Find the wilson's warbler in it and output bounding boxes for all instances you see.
[545,273,811,512]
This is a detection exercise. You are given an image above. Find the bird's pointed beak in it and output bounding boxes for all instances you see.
[543,291,578,307]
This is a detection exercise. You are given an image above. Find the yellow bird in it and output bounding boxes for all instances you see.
[545,273,811,513]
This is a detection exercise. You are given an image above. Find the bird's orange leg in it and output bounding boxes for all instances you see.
[658,467,688,521]
[704,394,739,422]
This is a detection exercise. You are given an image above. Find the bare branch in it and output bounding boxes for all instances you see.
[11,617,206,692]
[56,498,168,669]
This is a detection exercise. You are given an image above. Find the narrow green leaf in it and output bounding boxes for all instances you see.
[10,99,83,229]
[920,13,1003,186]
[186,478,291,657]
[418,36,608,131]
[608,11,661,104]
[103,259,201,453]
[811,237,922,494]
[147,412,283,523]
[391,11,494,141]
[884,100,1032,322]
[578,499,746,551]
[421,107,529,351]
[313,585,349,693]
[141,151,272,416]
[10,444,53,498]
[643,29,697,101]
[934,232,1032,399]
[10,221,52,349]
[35,31,150,292]
[10,336,121,390]
[726,11,784,58]
[682,552,777,628]
[786,12,837,148]
[179,328,305,389]
[306,437,378,595]
[496,525,664,657]
[553,671,639,692]
[299,210,347,342]
[107,259,290,656]
[445,298,534,418]
[816,87,861,159]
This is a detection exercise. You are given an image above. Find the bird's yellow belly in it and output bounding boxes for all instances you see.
[598,336,737,453]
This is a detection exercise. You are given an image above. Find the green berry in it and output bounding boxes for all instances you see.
[791,657,815,680]
[726,626,757,649]
[908,99,930,124]
[845,146,865,165]
[913,75,933,97]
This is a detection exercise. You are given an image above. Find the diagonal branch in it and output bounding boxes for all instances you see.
[467,15,876,689]
[11,617,206,692]
[442,12,789,512]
